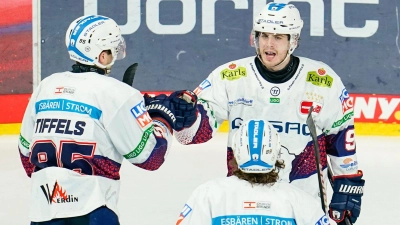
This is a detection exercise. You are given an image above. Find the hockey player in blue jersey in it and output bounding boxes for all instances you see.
[18,15,193,225]
[171,2,365,224]
[176,119,329,225]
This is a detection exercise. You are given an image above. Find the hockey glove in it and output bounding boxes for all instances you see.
[329,170,365,224]
[143,93,176,132]
[167,90,198,131]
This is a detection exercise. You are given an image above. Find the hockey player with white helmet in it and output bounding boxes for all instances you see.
[173,2,365,224]
[176,119,330,225]
[18,15,190,225]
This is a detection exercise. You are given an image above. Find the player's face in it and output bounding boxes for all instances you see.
[257,32,290,71]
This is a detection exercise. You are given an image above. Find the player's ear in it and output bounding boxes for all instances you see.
[98,50,111,65]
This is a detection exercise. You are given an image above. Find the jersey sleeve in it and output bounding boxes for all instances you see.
[314,68,358,176]
[175,68,229,145]
[176,184,211,225]
[104,90,172,171]
[18,84,42,177]
[292,188,330,225]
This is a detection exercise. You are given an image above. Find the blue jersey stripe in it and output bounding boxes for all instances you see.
[212,215,296,225]
[35,99,102,120]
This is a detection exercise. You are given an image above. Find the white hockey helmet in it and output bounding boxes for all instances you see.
[232,119,281,173]
[65,15,126,69]
[252,2,303,55]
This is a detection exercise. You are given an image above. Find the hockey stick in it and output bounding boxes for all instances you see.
[122,63,138,86]
[306,106,352,225]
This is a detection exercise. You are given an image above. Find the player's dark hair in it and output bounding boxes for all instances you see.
[231,158,285,185]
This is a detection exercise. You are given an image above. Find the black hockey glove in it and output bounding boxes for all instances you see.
[143,93,176,132]
[167,90,198,131]
[329,170,364,224]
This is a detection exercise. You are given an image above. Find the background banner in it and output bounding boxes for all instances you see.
[0,0,32,94]
[39,0,400,94]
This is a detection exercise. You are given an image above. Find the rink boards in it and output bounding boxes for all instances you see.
[1,92,399,136]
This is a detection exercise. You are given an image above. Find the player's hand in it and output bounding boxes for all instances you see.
[329,170,364,224]
[143,93,176,132]
[167,90,198,131]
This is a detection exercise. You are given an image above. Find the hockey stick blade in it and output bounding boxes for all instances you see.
[122,63,138,86]
[306,107,353,225]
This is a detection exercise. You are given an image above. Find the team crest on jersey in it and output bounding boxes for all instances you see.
[306,69,333,88]
[339,88,354,113]
[300,101,323,114]
[130,101,152,128]
[220,64,247,81]
[194,79,211,95]
[176,204,192,225]
[41,181,79,204]
[54,86,76,95]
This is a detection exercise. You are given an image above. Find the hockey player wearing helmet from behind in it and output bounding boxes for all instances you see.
[18,15,188,225]
[176,119,329,225]
[174,3,365,224]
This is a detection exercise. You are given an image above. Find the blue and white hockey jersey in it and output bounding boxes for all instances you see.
[175,56,359,200]
[176,176,329,225]
[18,71,172,222]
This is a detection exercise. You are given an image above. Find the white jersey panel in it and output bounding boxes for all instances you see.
[19,71,170,221]
[185,56,358,200]
[177,176,329,225]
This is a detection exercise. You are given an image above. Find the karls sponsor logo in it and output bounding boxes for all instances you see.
[228,98,253,106]
[300,101,322,114]
[220,65,247,81]
[130,101,152,128]
[339,88,353,113]
[306,71,333,88]
[270,86,280,96]
[54,86,76,95]
[193,79,211,95]
[41,181,78,204]
[84,0,378,37]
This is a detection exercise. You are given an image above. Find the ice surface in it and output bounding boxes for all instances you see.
[1,133,399,225]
